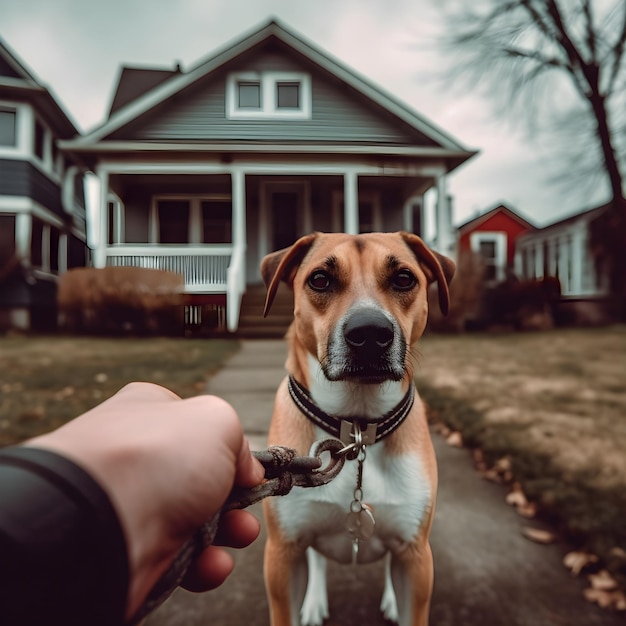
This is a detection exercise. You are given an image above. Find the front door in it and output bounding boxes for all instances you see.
[271,191,299,251]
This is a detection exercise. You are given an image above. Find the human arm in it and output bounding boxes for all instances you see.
[0,382,264,624]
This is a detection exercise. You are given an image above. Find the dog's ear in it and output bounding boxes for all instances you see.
[400,232,456,316]
[261,233,318,317]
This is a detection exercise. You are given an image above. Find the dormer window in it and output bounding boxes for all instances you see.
[227,71,311,119]
[238,82,261,109]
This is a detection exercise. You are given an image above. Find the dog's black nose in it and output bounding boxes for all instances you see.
[343,309,394,356]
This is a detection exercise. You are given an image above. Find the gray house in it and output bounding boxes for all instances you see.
[0,37,87,331]
[61,19,475,332]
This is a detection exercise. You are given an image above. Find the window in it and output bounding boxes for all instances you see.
[276,82,300,109]
[34,119,45,160]
[0,215,16,265]
[153,196,232,244]
[201,200,231,244]
[0,109,17,146]
[479,240,497,282]
[227,72,311,119]
[470,232,507,284]
[50,227,60,271]
[238,82,261,109]
[158,200,189,244]
[31,218,44,267]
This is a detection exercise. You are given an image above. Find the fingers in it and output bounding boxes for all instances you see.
[181,546,235,592]
[235,437,266,488]
[180,510,260,592]
[213,509,261,548]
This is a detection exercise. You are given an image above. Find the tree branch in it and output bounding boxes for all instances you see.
[606,2,626,94]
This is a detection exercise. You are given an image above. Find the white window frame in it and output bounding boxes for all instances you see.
[226,71,311,120]
[470,231,507,284]
[0,101,30,159]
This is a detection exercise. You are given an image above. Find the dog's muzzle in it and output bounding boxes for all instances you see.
[325,307,406,384]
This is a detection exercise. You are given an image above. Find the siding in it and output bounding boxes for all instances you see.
[0,159,63,215]
[109,51,436,146]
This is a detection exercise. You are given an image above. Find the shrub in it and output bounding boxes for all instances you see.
[58,267,184,335]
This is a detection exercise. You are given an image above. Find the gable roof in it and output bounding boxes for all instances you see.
[0,36,79,137]
[108,65,182,117]
[457,203,536,233]
[66,18,475,167]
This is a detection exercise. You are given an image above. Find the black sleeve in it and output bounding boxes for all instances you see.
[0,446,129,626]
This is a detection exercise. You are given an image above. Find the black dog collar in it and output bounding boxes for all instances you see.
[287,375,415,446]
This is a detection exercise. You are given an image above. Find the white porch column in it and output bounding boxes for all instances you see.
[571,225,584,295]
[231,168,246,249]
[534,241,544,279]
[15,213,31,262]
[558,235,569,293]
[94,168,108,268]
[435,173,452,254]
[343,170,358,235]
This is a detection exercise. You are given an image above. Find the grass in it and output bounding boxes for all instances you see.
[414,325,626,579]
[0,335,240,446]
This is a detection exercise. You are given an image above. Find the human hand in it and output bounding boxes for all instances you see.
[27,382,265,619]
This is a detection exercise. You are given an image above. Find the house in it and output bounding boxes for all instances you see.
[60,18,476,332]
[514,203,611,323]
[0,37,88,331]
[457,203,535,285]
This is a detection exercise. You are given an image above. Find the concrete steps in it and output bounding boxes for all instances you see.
[235,283,294,338]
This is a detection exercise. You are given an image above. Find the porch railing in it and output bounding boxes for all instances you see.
[105,244,247,331]
[105,245,232,292]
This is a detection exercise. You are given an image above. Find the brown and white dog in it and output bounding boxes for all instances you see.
[261,232,454,626]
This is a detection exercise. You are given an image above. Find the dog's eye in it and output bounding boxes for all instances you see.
[392,269,417,291]
[308,271,332,292]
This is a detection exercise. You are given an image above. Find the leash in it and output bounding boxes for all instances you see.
[129,437,351,625]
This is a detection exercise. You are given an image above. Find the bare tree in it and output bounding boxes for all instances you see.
[438,0,626,315]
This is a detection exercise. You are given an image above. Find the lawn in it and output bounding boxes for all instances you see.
[414,325,626,583]
[0,335,240,446]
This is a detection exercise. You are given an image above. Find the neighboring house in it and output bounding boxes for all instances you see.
[514,203,611,321]
[0,37,88,331]
[60,19,476,332]
[457,204,535,285]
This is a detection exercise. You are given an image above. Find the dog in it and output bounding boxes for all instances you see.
[260,231,455,626]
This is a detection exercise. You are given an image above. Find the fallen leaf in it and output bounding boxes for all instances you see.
[495,456,512,473]
[445,431,463,447]
[584,588,615,608]
[506,483,528,508]
[588,569,618,591]
[563,551,599,576]
[522,527,557,544]
[481,468,503,483]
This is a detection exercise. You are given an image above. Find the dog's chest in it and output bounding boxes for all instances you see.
[273,429,432,563]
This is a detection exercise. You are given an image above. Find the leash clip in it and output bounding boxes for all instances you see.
[338,420,377,459]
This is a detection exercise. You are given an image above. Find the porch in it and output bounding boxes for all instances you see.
[92,162,454,331]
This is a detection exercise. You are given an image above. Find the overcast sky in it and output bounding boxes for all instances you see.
[0,0,611,227]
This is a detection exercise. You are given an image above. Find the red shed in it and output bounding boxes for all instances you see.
[457,204,535,283]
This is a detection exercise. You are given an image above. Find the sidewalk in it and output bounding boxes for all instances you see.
[147,340,622,626]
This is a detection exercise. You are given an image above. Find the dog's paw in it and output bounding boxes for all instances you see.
[300,596,329,626]
[380,585,399,624]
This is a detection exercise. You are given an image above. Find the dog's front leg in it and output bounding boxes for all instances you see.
[264,534,308,626]
[389,541,434,626]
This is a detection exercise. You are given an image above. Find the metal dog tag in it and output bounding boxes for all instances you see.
[340,420,378,446]
[345,504,376,541]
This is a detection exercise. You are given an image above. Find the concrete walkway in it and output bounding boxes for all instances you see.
[147,340,622,626]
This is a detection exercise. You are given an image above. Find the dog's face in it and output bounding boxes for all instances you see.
[262,232,455,385]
